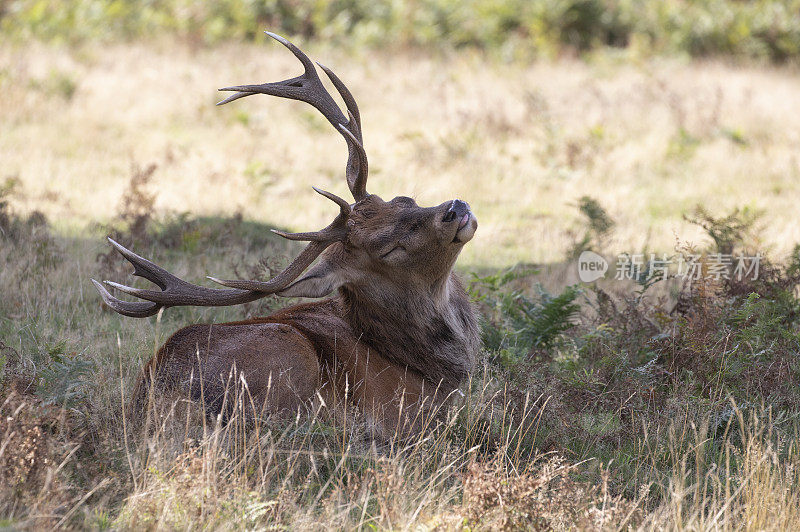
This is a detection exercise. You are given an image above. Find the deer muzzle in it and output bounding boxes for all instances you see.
[444,199,476,243]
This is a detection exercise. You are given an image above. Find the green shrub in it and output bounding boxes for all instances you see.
[2,0,799,62]
[684,205,761,255]
[568,195,615,257]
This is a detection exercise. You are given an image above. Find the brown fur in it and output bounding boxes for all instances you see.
[132,194,480,438]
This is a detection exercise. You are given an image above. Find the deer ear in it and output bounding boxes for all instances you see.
[277,259,345,298]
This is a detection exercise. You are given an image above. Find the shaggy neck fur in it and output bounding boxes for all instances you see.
[339,273,480,390]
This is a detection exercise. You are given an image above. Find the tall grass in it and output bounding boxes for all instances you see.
[642,406,800,530]
[4,355,800,528]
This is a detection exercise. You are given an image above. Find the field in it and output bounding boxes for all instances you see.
[2,27,800,531]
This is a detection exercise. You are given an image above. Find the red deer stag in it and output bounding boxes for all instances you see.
[93,33,479,437]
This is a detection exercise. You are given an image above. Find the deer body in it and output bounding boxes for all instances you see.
[141,271,479,435]
[96,34,479,437]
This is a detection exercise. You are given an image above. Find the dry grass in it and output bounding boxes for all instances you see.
[2,38,800,529]
[2,40,800,267]
[3,356,799,529]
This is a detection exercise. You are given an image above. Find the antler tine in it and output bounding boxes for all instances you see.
[339,122,368,201]
[317,62,362,141]
[317,62,367,200]
[270,229,327,242]
[105,237,175,289]
[92,279,161,318]
[312,186,351,215]
[217,31,369,202]
[216,91,258,107]
[270,186,350,242]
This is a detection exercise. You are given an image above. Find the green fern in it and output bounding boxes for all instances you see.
[37,341,94,407]
[512,285,582,349]
[470,268,581,367]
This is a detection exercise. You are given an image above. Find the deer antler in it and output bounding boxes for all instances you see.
[217,32,369,201]
[93,34,368,318]
[93,189,351,317]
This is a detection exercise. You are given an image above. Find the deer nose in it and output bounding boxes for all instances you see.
[442,199,470,222]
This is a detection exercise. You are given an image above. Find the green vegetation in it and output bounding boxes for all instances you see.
[469,268,582,363]
[3,0,800,62]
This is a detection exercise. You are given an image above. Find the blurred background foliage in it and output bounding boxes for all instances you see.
[1,0,799,62]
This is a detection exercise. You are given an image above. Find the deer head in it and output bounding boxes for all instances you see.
[92,33,477,316]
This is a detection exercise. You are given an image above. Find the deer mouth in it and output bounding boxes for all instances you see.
[452,212,477,243]
[443,199,476,244]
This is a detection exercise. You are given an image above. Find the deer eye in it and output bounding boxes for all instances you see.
[380,245,405,260]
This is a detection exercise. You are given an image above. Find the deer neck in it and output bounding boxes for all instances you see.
[339,273,480,390]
